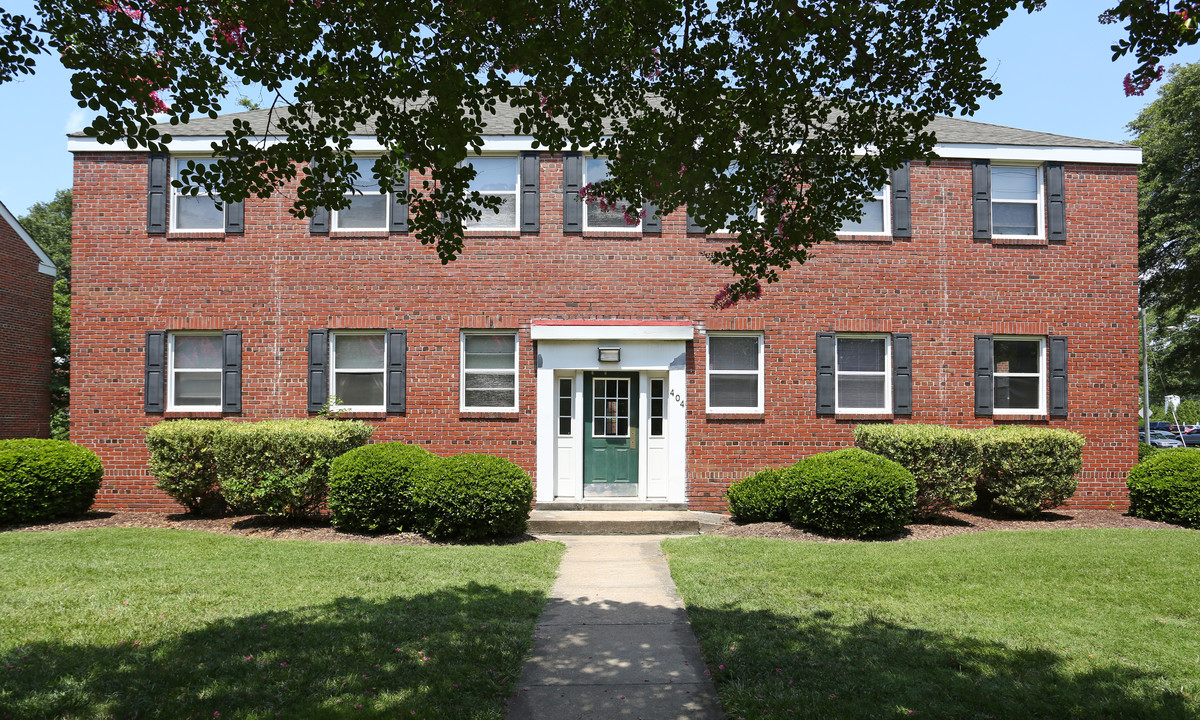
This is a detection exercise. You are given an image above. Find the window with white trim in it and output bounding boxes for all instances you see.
[464,157,519,230]
[583,157,641,231]
[993,336,1045,414]
[461,332,518,411]
[835,334,891,412]
[707,333,764,412]
[991,165,1043,237]
[333,158,389,230]
[330,332,386,411]
[839,184,890,234]
[171,158,224,231]
[168,332,223,410]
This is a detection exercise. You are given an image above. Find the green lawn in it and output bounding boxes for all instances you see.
[0,529,563,719]
[664,530,1200,720]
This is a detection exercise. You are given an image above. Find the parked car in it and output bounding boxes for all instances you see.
[1147,421,1174,431]
[1175,429,1200,447]
[1141,429,1186,448]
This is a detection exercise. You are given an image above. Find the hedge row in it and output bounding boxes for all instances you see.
[144,419,373,518]
[728,424,1087,531]
[0,439,103,525]
[1127,450,1200,528]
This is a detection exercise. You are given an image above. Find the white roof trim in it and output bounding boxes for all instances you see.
[0,199,56,276]
[531,323,695,341]
[67,136,1141,164]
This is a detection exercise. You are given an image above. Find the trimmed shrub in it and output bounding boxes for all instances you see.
[328,442,437,532]
[215,419,373,517]
[1127,450,1200,528]
[0,440,103,524]
[1138,442,1157,462]
[975,426,1085,516]
[412,454,534,540]
[726,468,790,522]
[144,420,225,514]
[784,448,916,538]
[853,424,980,516]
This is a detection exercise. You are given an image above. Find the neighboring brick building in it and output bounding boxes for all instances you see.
[0,200,56,439]
[69,107,1140,512]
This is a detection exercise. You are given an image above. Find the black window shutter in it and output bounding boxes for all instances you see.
[562,152,583,232]
[307,329,329,412]
[222,330,243,413]
[147,153,169,235]
[145,330,167,412]
[386,329,407,412]
[1048,335,1068,417]
[520,152,540,232]
[310,207,330,234]
[1046,162,1066,242]
[816,332,836,415]
[686,212,706,234]
[972,159,991,240]
[974,334,994,416]
[224,199,244,234]
[643,202,661,233]
[390,168,409,233]
[892,333,912,415]
[891,161,912,238]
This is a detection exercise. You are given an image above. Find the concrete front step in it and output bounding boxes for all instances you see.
[528,509,725,535]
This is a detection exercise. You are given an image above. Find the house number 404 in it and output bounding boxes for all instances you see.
[669,388,686,410]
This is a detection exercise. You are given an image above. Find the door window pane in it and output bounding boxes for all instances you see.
[592,378,630,437]
[558,378,573,436]
[650,379,665,437]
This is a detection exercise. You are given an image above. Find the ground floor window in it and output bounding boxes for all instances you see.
[461,331,518,411]
[168,332,223,410]
[835,334,891,412]
[706,333,764,413]
[330,332,386,411]
[993,336,1045,414]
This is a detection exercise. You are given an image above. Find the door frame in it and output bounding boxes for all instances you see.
[533,328,690,504]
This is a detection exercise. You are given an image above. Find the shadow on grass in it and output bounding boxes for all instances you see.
[0,584,544,720]
[684,603,1194,719]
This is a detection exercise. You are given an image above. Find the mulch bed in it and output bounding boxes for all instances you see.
[0,512,541,546]
[705,508,1188,543]
[1,508,1187,545]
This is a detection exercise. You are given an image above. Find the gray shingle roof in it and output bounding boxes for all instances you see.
[69,99,1135,149]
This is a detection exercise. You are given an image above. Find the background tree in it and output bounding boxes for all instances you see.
[20,189,71,440]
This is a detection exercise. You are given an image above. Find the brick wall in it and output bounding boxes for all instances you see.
[71,152,1139,512]
[0,214,53,439]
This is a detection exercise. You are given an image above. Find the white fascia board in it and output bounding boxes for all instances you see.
[69,135,1141,164]
[68,135,589,154]
[0,199,56,276]
[530,324,694,341]
[932,143,1142,165]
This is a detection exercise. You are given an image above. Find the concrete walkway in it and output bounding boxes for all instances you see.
[507,535,724,720]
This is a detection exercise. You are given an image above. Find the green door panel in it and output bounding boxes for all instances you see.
[584,372,639,495]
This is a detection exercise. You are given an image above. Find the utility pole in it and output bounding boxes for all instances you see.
[1142,307,1152,425]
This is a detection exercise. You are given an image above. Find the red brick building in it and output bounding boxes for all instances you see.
[69,108,1140,512]
[0,200,56,439]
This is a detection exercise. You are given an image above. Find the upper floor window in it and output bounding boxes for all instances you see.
[333,158,389,231]
[330,331,386,411]
[991,165,1043,237]
[464,157,519,230]
[835,334,891,413]
[171,158,224,231]
[707,333,764,413]
[461,331,518,412]
[839,184,890,235]
[168,332,223,410]
[584,158,641,231]
[993,336,1045,414]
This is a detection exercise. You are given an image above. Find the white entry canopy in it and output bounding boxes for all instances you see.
[531,320,694,341]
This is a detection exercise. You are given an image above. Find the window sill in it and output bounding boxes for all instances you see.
[581,230,643,239]
[991,413,1049,422]
[163,410,225,418]
[323,411,388,419]
[459,410,521,420]
[166,232,226,241]
[834,412,894,420]
[330,230,392,238]
[706,412,765,421]
[465,229,522,237]
[835,233,894,244]
[990,235,1048,246]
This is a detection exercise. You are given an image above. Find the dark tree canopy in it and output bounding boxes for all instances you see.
[0,0,1182,302]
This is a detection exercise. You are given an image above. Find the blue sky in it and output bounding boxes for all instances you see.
[1,2,1198,216]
